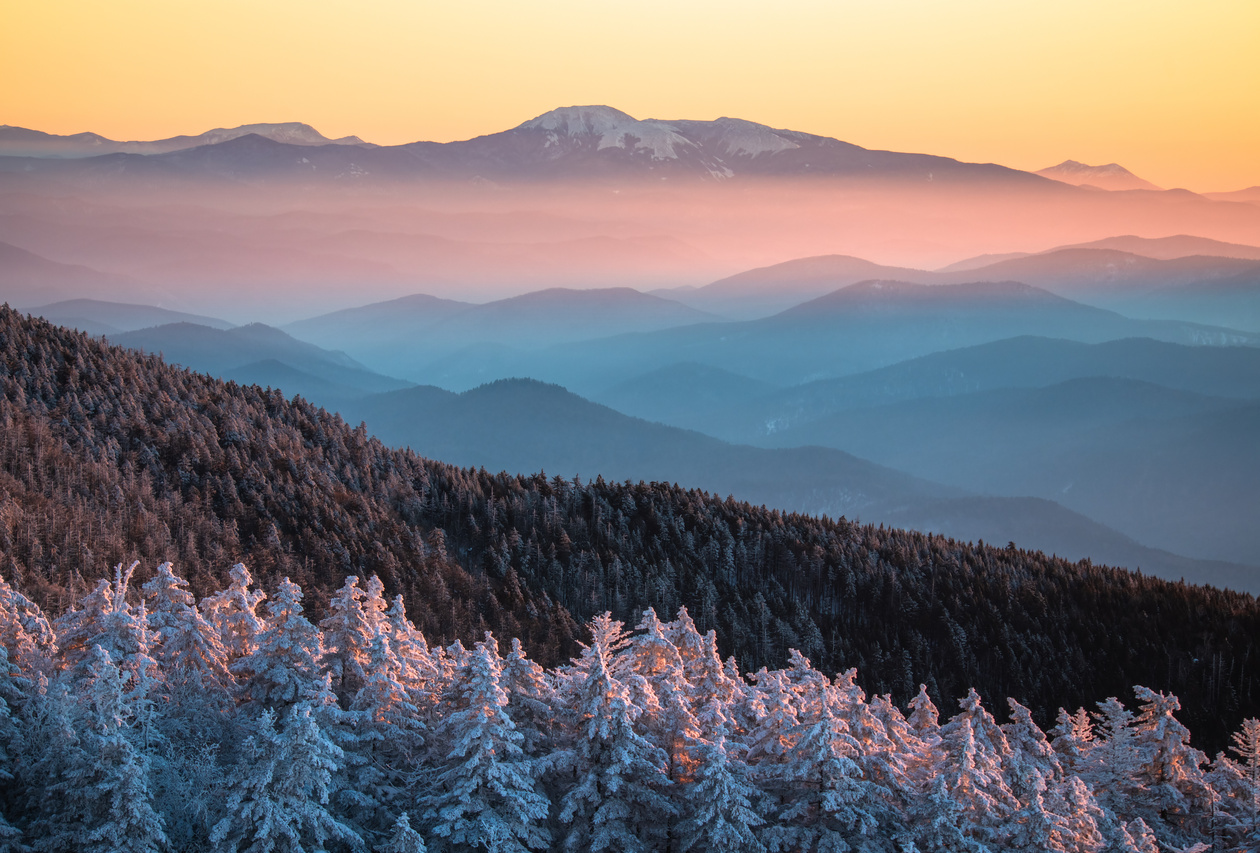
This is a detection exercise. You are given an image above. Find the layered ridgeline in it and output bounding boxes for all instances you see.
[1,305,1259,754]
[0,565,1255,852]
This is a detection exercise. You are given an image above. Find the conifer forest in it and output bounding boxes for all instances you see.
[2,306,1260,852]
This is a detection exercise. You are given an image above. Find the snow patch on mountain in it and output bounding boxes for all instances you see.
[706,118,801,157]
[520,105,698,161]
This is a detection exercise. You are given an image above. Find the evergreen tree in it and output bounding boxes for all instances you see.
[629,609,702,787]
[676,737,766,853]
[557,639,674,853]
[906,684,944,788]
[763,697,892,852]
[377,813,427,853]
[56,562,158,688]
[0,574,55,676]
[1130,686,1210,834]
[424,635,550,853]
[1002,698,1061,801]
[937,689,1017,846]
[1228,718,1260,840]
[321,576,377,703]
[1114,818,1160,853]
[1084,696,1140,820]
[143,561,233,709]
[233,578,323,709]
[37,646,167,853]
[1002,770,1068,853]
[1050,708,1094,776]
[200,563,266,664]
[1050,776,1105,853]
[209,703,361,853]
[500,637,555,757]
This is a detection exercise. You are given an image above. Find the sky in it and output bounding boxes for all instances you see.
[4,0,1259,192]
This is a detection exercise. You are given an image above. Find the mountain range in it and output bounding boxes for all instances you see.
[67,304,1260,592]
[6,303,1258,757]
[657,243,1260,320]
[0,121,369,158]
[0,106,1053,186]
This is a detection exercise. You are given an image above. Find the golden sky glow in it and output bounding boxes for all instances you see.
[4,0,1258,191]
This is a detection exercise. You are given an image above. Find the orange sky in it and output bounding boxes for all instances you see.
[4,0,1258,192]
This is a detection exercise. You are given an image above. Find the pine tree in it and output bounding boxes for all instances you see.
[1130,686,1210,832]
[143,561,233,709]
[1002,770,1068,853]
[1002,698,1061,802]
[424,635,551,853]
[0,645,25,853]
[1084,696,1140,819]
[629,609,702,787]
[1050,775,1105,853]
[937,689,1018,846]
[385,595,442,717]
[0,573,55,676]
[56,562,158,688]
[1229,718,1260,839]
[1114,818,1160,853]
[1050,708,1094,776]
[763,697,891,853]
[500,637,555,757]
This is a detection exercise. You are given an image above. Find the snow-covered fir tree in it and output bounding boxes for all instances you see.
[232,577,323,709]
[0,561,1248,852]
[557,625,675,853]
[675,736,766,853]
[423,634,550,853]
[209,702,360,853]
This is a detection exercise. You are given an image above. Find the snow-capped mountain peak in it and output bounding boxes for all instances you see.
[518,105,698,161]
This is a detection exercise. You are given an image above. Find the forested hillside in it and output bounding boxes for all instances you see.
[0,565,1255,851]
[1,305,1258,752]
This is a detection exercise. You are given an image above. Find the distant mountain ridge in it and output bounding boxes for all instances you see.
[0,106,1057,186]
[662,244,1260,318]
[1036,159,1162,191]
[0,121,370,158]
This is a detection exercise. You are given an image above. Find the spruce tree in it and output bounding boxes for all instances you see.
[209,703,361,853]
[232,577,323,710]
[558,640,674,853]
[424,635,551,853]
[676,737,766,853]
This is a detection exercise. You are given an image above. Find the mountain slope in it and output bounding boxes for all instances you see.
[764,378,1260,567]
[0,240,143,307]
[741,336,1260,435]
[2,305,1257,749]
[939,248,1260,300]
[467,279,1258,395]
